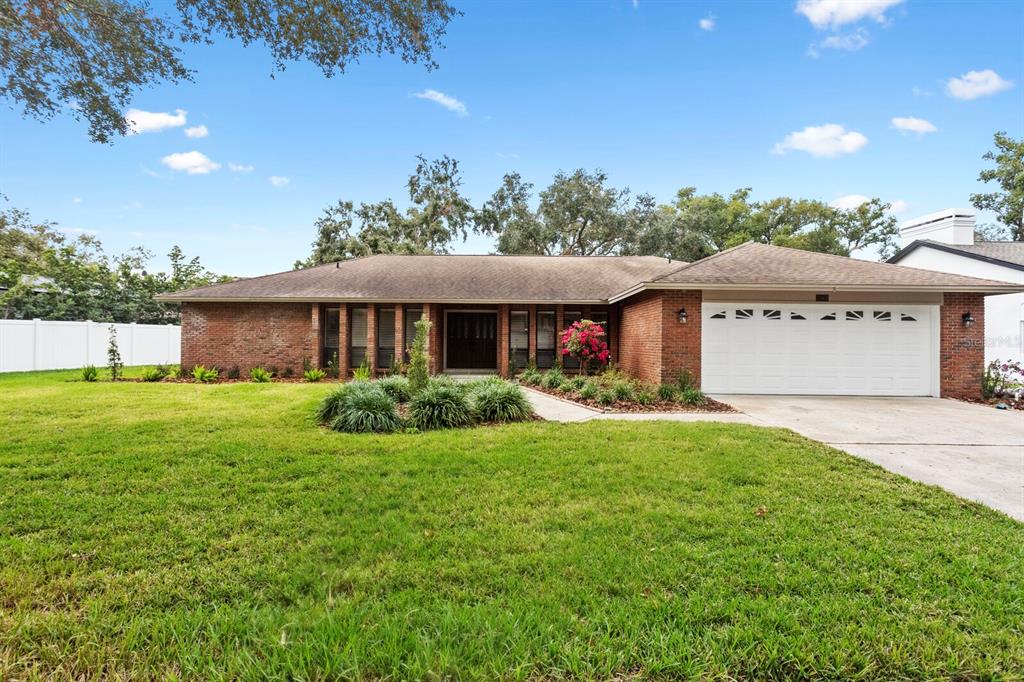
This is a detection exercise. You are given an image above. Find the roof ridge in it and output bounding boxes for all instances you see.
[647,241,756,283]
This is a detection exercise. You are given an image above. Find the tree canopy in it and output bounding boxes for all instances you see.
[0,0,458,142]
[1,207,226,322]
[297,155,474,267]
[970,131,1023,241]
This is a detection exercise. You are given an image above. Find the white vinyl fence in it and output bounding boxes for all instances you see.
[0,319,180,373]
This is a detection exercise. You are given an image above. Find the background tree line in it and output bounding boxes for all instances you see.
[300,132,1022,268]
[0,207,226,322]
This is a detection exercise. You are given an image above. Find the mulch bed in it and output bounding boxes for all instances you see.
[526,384,736,413]
[959,396,1024,411]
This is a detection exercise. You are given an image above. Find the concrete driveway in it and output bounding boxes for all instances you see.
[715,395,1024,522]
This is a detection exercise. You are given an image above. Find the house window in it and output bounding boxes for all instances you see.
[322,307,340,369]
[403,307,423,360]
[536,310,556,369]
[562,310,582,369]
[377,308,396,370]
[350,307,368,369]
[510,310,529,370]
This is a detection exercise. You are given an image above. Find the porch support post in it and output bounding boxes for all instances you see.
[309,304,321,369]
[609,304,619,367]
[338,303,349,378]
[423,304,442,374]
[528,305,537,365]
[366,304,377,373]
[555,305,565,367]
[394,304,405,364]
[498,304,510,377]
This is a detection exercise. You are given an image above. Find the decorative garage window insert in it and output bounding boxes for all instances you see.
[735,309,754,319]
[790,312,806,320]
[901,313,917,321]
[873,311,892,321]
[763,309,781,320]
[821,313,836,320]
[710,311,727,319]
[846,310,864,320]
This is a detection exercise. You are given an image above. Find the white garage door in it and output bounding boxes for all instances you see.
[702,303,936,396]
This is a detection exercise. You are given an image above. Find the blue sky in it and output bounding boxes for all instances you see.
[2,0,1021,276]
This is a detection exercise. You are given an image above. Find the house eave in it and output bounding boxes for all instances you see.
[156,295,613,305]
[609,281,1024,302]
[888,240,1024,273]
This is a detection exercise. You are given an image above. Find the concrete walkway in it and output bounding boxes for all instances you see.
[521,387,758,425]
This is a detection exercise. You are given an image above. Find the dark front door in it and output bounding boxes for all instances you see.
[446,312,498,370]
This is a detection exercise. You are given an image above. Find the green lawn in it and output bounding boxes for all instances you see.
[1,369,1021,680]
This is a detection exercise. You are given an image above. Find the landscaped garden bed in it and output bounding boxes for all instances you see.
[518,365,735,413]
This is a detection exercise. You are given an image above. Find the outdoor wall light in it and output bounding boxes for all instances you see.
[962,311,975,328]
[678,307,688,323]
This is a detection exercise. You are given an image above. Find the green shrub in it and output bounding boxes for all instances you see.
[635,388,654,405]
[282,366,295,378]
[565,376,588,393]
[611,380,634,402]
[250,367,272,383]
[315,385,351,425]
[597,389,616,406]
[680,387,708,406]
[657,383,677,401]
[519,366,542,386]
[540,367,565,390]
[141,366,167,382]
[326,352,340,379]
[330,384,401,433]
[377,375,412,403]
[408,318,432,395]
[352,359,372,381]
[304,368,326,382]
[81,365,99,382]
[578,381,598,400]
[191,365,219,383]
[226,365,241,380]
[471,380,534,423]
[166,365,181,379]
[461,376,504,396]
[676,368,696,392]
[409,381,474,430]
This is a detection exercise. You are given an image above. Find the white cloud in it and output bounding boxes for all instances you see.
[160,151,220,175]
[796,0,903,29]
[413,89,468,117]
[72,197,82,204]
[832,195,908,213]
[698,15,715,31]
[945,69,1013,100]
[808,28,868,57]
[125,108,187,134]
[184,125,209,139]
[831,194,870,210]
[269,175,290,187]
[891,116,937,134]
[773,124,868,158]
[228,162,255,173]
[911,86,932,97]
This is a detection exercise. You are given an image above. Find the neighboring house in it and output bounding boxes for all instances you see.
[157,242,1023,399]
[889,208,1024,366]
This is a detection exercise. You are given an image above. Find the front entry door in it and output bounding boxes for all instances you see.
[446,312,498,370]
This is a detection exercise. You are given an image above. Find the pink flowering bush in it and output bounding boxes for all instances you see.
[982,359,1024,399]
[560,319,610,375]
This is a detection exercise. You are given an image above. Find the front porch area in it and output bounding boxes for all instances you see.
[315,303,617,378]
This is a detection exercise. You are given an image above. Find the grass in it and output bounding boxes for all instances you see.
[1,368,1022,680]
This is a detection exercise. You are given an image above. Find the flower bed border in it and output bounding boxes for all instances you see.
[525,383,736,414]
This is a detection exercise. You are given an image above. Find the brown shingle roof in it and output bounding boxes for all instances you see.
[157,254,681,303]
[610,242,1023,299]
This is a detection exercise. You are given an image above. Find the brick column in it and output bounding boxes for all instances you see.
[528,305,538,364]
[423,304,443,374]
[308,304,321,370]
[366,304,377,373]
[394,304,405,364]
[940,292,985,399]
[609,304,619,366]
[659,290,702,386]
[498,304,510,377]
[338,303,349,378]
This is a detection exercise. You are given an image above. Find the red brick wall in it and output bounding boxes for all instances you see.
[181,302,316,374]
[940,292,985,399]
[617,290,702,385]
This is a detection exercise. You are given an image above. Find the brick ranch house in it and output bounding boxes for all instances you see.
[158,242,1024,399]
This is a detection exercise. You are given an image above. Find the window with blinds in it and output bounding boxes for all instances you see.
[404,308,423,361]
[322,307,340,368]
[510,310,529,370]
[377,308,396,369]
[536,310,556,369]
[350,307,368,368]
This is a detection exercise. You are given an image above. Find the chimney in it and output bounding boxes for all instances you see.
[899,208,975,247]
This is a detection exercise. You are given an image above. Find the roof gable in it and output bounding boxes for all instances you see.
[888,239,1024,273]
